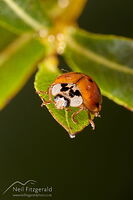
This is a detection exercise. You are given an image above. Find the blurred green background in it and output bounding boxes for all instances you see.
[0,0,133,199]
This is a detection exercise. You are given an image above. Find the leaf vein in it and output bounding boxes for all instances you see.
[0,33,32,66]
[67,36,133,75]
[3,0,45,31]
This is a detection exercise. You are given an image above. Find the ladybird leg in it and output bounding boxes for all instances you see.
[40,98,51,107]
[36,87,53,106]
[71,107,84,124]
[94,112,101,118]
[88,112,95,130]
[66,108,73,112]
[89,120,95,130]
[48,86,54,103]
[41,86,54,107]
[36,90,47,95]
[36,90,51,106]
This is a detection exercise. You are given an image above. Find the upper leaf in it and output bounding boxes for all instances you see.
[0,33,46,109]
[0,0,52,34]
[34,57,89,137]
[39,0,87,24]
[64,27,133,111]
[0,26,16,51]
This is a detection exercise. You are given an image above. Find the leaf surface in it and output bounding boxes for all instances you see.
[0,26,16,51]
[0,0,52,33]
[64,27,133,111]
[0,34,45,109]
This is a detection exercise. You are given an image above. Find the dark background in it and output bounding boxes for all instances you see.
[0,0,133,199]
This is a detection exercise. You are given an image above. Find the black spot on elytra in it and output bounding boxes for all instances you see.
[55,94,63,98]
[75,90,81,96]
[60,83,70,92]
[89,78,93,82]
[96,102,99,108]
[61,87,69,92]
[60,83,73,92]
[69,89,81,98]
[61,83,68,87]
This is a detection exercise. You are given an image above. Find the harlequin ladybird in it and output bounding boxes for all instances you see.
[38,72,102,129]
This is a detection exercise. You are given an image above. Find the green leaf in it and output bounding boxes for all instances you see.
[34,57,89,137]
[0,0,52,34]
[0,33,46,109]
[39,0,87,23]
[0,26,16,51]
[64,27,133,111]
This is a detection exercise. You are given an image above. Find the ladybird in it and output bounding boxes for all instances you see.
[38,72,102,129]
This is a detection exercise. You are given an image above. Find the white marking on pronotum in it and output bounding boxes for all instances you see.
[70,95,83,107]
[52,84,62,96]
